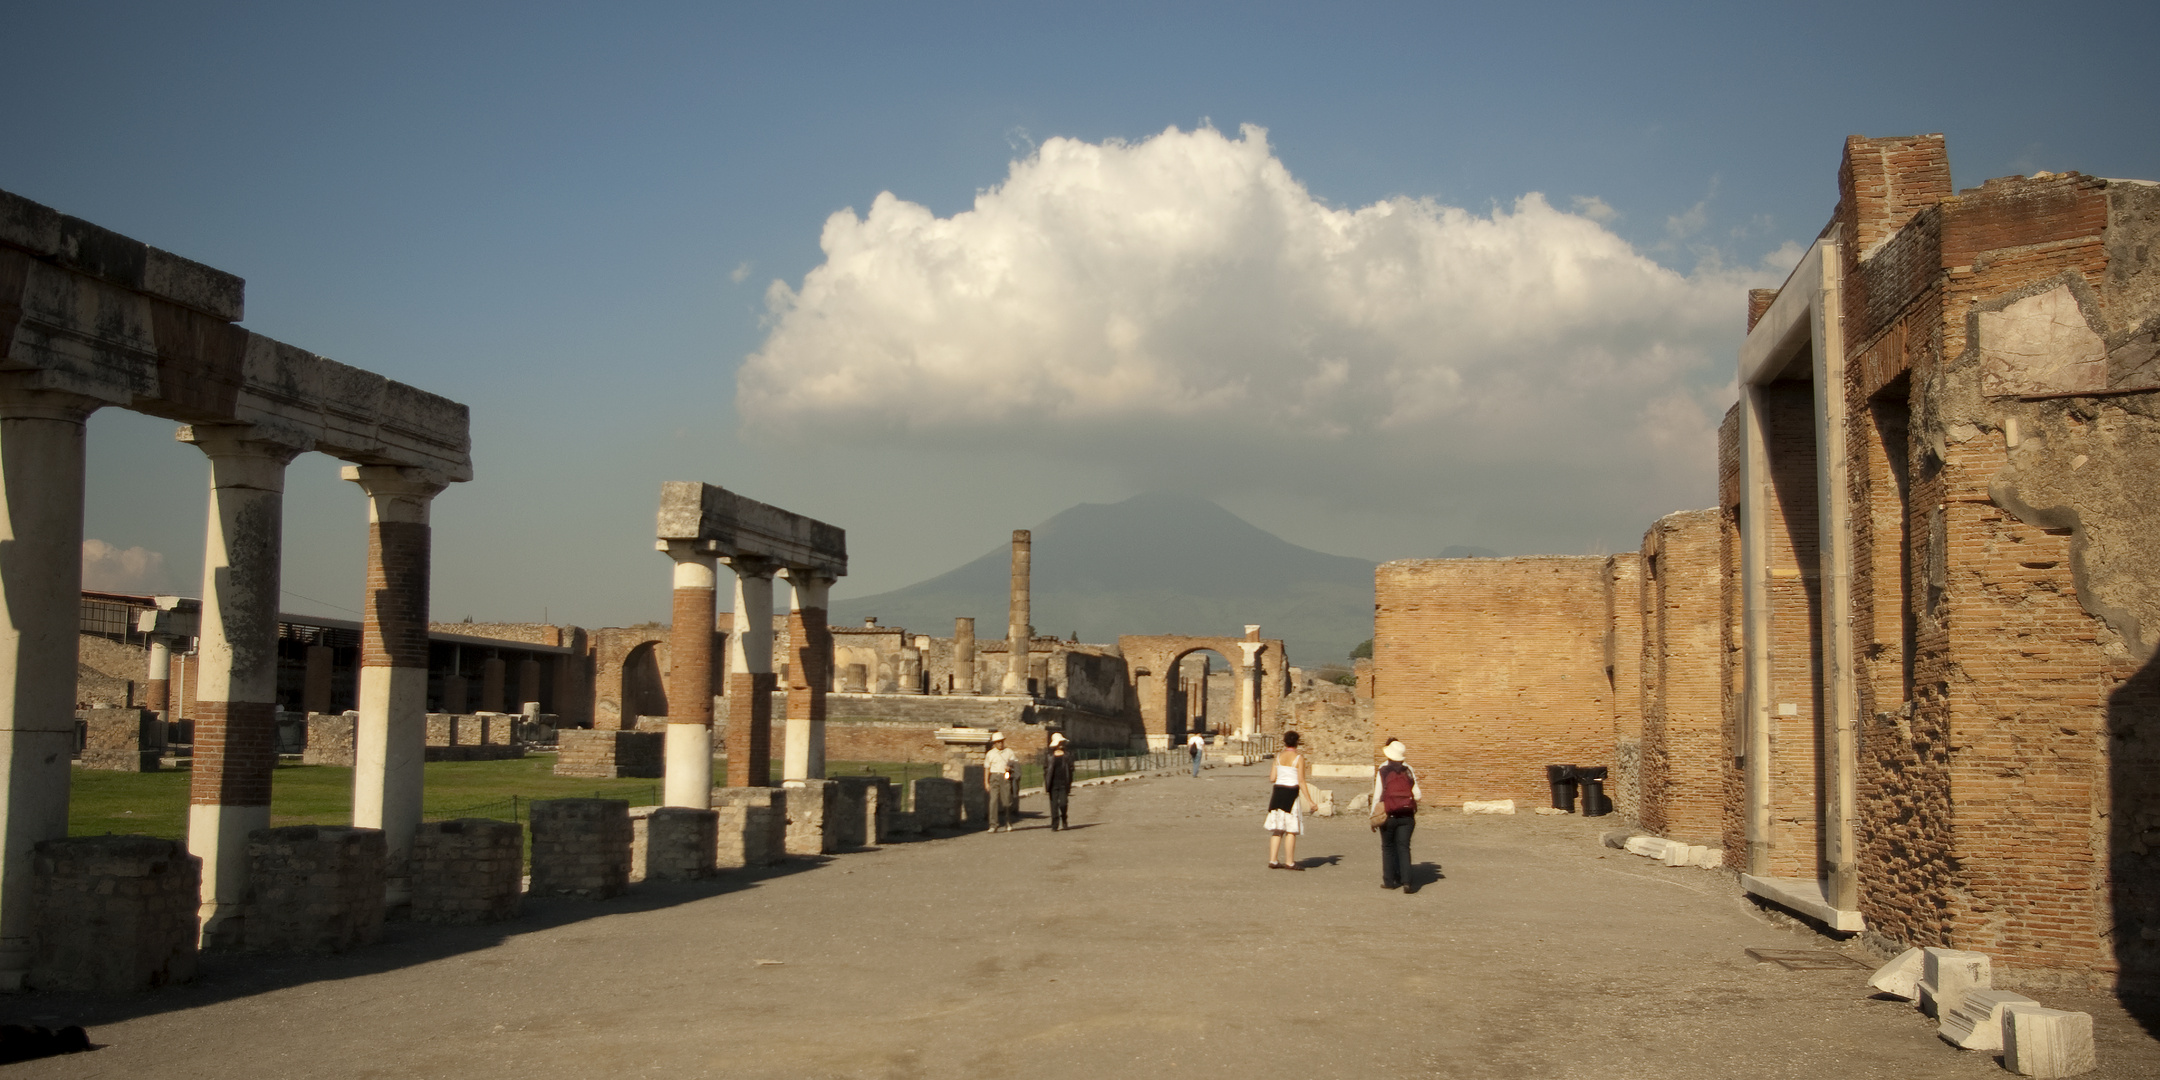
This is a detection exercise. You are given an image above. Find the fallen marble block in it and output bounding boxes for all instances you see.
[1868,947,1925,1000]
[1690,846,1723,869]
[1533,806,1567,816]
[1939,988,2037,1051]
[1462,800,1515,815]
[1917,947,1992,1018]
[1623,836,1669,859]
[2002,1005,2095,1078]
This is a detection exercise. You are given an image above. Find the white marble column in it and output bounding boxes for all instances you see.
[1002,530,1031,694]
[1238,625,1263,740]
[343,466,446,904]
[661,539,719,807]
[181,425,304,947]
[0,387,100,989]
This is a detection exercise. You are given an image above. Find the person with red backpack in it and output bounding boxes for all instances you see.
[1370,738,1424,891]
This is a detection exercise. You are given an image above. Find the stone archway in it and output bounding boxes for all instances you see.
[1118,633,1289,748]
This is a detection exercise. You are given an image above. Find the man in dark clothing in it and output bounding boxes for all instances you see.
[1046,733,1076,830]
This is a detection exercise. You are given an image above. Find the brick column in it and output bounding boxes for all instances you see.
[180,425,304,948]
[661,539,719,807]
[342,465,446,906]
[723,558,776,787]
[782,569,834,783]
[0,386,100,989]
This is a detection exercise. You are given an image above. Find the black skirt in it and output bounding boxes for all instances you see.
[1267,784,1300,813]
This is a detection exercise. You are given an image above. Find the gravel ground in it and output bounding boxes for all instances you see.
[4,762,2154,1079]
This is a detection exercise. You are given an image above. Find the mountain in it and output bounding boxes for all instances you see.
[830,493,1375,666]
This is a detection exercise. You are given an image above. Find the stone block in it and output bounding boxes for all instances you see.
[1462,799,1515,814]
[455,715,487,746]
[1917,947,1992,1018]
[833,776,890,847]
[888,809,921,836]
[1690,847,1723,869]
[243,826,387,954]
[633,806,718,881]
[79,707,163,771]
[27,836,199,992]
[409,818,522,924]
[786,780,842,856]
[1940,988,2038,1051]
[712,787,788,868]
[303,711,358,766]
[1868,947,1925,1000]
[553,729,664,779]
[529,799,632,899]
[913,777,963,830]
[426,713,457,746]
[2001,1005,2095,1078]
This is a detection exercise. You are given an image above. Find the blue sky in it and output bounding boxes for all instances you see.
[10,1,2157,629]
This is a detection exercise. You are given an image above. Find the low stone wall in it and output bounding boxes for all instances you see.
[424,744,527,763]
[79,707,163,771]
[29,836,198,991]
[912,777,961,830]
[554,730,663,778]
[529,799,631,899]
[713,787,787,868]
[304,712,359,766]
[818,695,1142,762]
[410,818,523,924]
[785,780,840,856]
[1274,682,1372,768]
[632,806,717,881]
[834,776,891,846]
[243,826,387,954]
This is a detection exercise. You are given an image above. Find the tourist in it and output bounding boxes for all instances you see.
[985,731,1018,832]
[1372,738,1423,891]
[1265,730,1318,869]
[1045,732,1075,830]
[1188,730,1206,778]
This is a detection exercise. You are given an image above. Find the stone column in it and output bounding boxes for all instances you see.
[143,634,176,716]
[781,569,834,784]
[479,654,506,713]
[723,558,777,787]
[343,465,445,907]
[1001,529,1031,694]
[1238,625,1264,741]
[517,658,541,711]
[181,425,304,947]
[953,617,975,694]
[302,644,334,714]
[0,387,100,989]
[660,539,719,808]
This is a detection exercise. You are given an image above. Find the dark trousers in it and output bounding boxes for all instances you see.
[1048,790,1070,830]
[1380,815,1416,887]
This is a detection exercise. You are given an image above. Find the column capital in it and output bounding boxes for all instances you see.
[0,381,102,423]
[657,538,723,564]
[723,554,779,580]
[341,464,451,500]
[177,425,306,489]
[1237,640,1263,663]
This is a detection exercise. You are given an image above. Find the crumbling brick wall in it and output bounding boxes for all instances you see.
[1638,510,1724,845]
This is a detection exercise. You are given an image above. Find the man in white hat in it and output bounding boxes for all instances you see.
[984,731,1019,832]
[1045,732,1075,830]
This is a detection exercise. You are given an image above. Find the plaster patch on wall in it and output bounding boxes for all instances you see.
[1977,285,2106,397]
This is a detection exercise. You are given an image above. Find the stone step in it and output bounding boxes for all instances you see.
[1939,988,2037,1051]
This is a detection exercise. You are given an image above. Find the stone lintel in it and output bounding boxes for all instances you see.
[655,481,846,577]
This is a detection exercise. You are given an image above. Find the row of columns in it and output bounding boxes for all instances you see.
[660,546,836,805]
[0,386,450,972]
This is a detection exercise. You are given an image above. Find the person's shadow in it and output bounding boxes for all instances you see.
[1411,861,1445,887]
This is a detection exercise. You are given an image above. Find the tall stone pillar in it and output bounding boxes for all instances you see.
[181,425,304,947]
[479,655,506,713]
[1001,530,1031,695]
[143,635,176,716]
[344,465,445,906]
[781,569,834,784]
[661,539,719,807]
[1238,626,1263,741]
[302,644,334,714]
[724,558,777,787]
[517,658,542,711]
[953,617,975,694]
[0,387,100,989]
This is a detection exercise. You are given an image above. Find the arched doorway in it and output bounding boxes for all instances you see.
[620,641,669,724]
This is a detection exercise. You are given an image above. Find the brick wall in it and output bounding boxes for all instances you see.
[1638,510,1724,845]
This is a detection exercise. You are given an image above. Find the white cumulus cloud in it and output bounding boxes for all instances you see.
[82,540,170,594]
[737,124,1793,554]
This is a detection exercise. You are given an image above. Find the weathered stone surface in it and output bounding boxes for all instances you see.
[1462,800,1515,815]
[1939,988,2038,1051]
[529,799,631,899]
[554,729,663,778]
[303,711,358,766]
[1917,947,1992,1018]
[243,826,387,954]
[2002,1005,2096,1078]
[786,780,841,856]
[410,818,522,924]
[833,775,891,846]
[1868,947,1925,999]
[913,777,962,830]
[79,706,163,771]
[27,836,199,991]
[633,806,717,881]
[713,787,787,868]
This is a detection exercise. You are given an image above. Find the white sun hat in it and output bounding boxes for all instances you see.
[1383,740,1406,762]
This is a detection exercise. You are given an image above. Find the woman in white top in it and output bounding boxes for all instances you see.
[1264,730,1319,870]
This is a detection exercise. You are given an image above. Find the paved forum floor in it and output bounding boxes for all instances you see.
[7,763,2158,1079]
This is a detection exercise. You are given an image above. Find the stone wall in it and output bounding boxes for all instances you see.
[785,780,841,856]
[835,775,893,845]
[28,836,198,991]
[817,693,1139,762]
[79,706,162,771]
[631,807,717,881]
[303,711,358,766]
[554,729,663,778]
[409,818,523,924]
[1638,510,1726,845]
[912,777,961,830]
[1274,676,1369,769]
[712,787,787,868]
[242,826,387,954]
[529,799,631,899]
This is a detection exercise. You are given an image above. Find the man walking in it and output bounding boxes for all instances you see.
[1188,730,1207,778]
[1045,733,1074,830]
[985,731,1018,832]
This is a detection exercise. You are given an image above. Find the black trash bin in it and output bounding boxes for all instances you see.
[1576,765,1610,817]
[1545,764,1578,812]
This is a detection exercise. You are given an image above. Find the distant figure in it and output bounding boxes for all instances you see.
[1372,738,1424,891]
[1188,730,1206,778]
[1045,732,1075,830]
[1264,730,1318,870]
[985,731,1018,832]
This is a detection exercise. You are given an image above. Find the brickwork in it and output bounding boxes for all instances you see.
[409,818,522,923]
[592,624,668,730]
[669,585,717,727]
[1638,510,1724,844]
[1717,405,1748,862]
[1605,554,1646,819]
[529,799,632,899]
[1273,679,1369,768]
[27,836,198,991]
[554,729,663,778]
[632,807,717,881]
[1373,558,1615,805]
[242,826,387,954]
[1758,381,1826,879]
[303,711,357,766]
[712,786,787,867]
[362,521,432,669]
[724,671,776,786]
[80,706,162,771]
[188,699,278,806]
